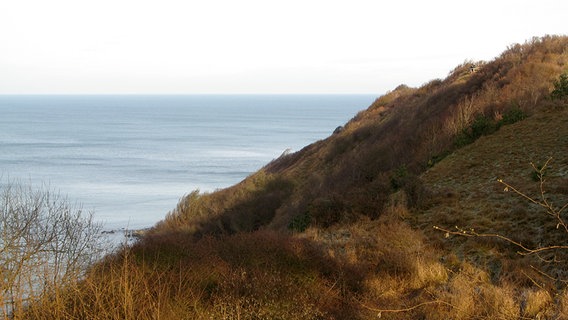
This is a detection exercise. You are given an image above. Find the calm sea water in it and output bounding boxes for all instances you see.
[0,95,375,230]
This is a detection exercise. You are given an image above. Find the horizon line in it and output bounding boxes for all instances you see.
[0,92,380,96]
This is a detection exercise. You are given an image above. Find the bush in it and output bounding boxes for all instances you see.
[551,73,568,100]
[499,107,527,126]
[470,114,495,138]
[428,151,450,168]
[308,197,345,228]
[455,114,496,147]
[288,212,311,232]
[403,176,429,209]
[390,165,409,190]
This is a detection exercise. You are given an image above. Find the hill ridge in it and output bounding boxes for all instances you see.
[155,35,568,236]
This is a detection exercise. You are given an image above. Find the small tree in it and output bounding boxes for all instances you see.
[0,179,107,318]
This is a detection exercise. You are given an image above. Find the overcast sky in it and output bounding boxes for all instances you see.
[1,0,566,94]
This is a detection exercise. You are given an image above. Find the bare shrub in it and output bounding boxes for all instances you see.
[0,179,106,318]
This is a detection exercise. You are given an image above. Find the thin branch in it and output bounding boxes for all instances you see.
[530,265,568,284]
[436,157,568,257]
[359,299,455,315]
[498,157,568,234]
[433,225,568,255]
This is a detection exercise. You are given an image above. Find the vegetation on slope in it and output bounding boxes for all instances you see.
[21,35,568,319]
[157,35,568,234]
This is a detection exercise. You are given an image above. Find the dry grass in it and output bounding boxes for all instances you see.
[23,230,352,319]
[302,210,564,319]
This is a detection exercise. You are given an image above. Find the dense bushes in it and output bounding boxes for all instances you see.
[24,230,356,319]
[157,171,295,235]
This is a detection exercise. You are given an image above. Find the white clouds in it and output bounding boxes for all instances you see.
[0,0,567,93]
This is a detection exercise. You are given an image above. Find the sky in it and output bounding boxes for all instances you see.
[0,0,567,94]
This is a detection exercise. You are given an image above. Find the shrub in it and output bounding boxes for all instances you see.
[390,165,409,190]
[551,73,568,100]
[498,107,527,126]
[307,197,345,228]
[455,114,496,147]
[470,113,495,138]
[403,175,429,209]
[288,212,311,232]
[428,151,450,168]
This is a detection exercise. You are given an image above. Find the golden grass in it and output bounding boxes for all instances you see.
[23,230,352,319]
[24,203,568,319]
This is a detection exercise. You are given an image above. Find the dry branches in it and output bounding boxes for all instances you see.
[435,157,568,257]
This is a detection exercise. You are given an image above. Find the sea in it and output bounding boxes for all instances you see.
[0,95,376,231]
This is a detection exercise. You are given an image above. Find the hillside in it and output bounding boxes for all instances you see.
[155,35,568,236]
[24,35,568,319]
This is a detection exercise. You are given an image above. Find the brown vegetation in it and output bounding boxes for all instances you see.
[17,35,568,319]
[156,36,568,237]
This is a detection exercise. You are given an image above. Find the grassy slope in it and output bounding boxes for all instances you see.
[418,106,568,237]
[415,106,568,280]
[409,108,568,279]
[25,36,568,319]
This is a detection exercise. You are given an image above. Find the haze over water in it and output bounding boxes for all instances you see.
[0,95,375,230]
